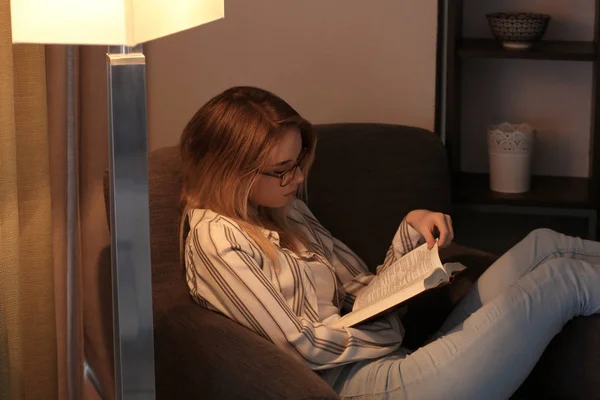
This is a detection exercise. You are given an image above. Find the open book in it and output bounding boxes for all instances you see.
[330,241,466,329]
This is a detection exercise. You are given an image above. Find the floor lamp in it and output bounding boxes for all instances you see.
[10,2,224,398]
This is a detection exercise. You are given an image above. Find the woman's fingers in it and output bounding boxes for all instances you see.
[409,210,455,249]
[445,214,454,246]
[423,228,436,250]
[436,213,454,248]
[436,213,449,247]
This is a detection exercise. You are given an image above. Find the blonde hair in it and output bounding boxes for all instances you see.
[179,86,317,263]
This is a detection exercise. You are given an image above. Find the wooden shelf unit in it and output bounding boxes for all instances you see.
[458,38,597,61]
[435,0,600,238]
[453,173,595,209]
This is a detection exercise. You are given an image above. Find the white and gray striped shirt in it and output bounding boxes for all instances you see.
[185,199,423,370]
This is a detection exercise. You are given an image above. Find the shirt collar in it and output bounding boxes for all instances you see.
[260,228,280,245]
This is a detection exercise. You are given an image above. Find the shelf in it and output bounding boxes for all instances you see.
[458,39,597,62]
[452,173,597,209]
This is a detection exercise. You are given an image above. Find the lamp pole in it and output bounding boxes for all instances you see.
[106,44,156,399]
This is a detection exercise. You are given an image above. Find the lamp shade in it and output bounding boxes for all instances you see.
[10,0,224,46]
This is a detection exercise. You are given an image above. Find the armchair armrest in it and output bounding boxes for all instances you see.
[154,303,339,400]
[519,315,600,398]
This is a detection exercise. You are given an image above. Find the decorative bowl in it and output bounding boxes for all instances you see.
[486,12,551,50]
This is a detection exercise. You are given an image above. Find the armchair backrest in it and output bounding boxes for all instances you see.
[307,123,451,271]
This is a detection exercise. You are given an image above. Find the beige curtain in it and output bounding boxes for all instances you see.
[45,45,84,400]
[45,44,112,400]
[0,0,58,398]
[1,1,112,397]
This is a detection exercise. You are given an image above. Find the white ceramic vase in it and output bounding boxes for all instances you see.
[487,122,536,193]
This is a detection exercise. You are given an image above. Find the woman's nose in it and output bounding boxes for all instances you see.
[293,166,305,184]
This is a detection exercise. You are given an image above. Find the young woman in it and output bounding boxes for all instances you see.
[180,86,600,399]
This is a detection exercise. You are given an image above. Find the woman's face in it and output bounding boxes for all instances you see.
[250,126,305,208]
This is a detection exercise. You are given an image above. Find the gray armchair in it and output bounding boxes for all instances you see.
[101,123,599,399]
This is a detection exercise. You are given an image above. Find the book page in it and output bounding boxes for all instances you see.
[443,262,466,275]
[353,242,442,311]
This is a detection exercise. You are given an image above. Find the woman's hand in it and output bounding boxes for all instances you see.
[406,209,454,249]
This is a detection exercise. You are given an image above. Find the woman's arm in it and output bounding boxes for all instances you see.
[186,216,403,370]
[293,200,423,308]
[377,219,424,274]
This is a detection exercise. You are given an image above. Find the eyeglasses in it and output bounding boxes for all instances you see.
[261,148,308,187]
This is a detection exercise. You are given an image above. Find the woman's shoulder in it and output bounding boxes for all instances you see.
[187,208,250,243]
[185,209,265,265]
[188,208,234,228]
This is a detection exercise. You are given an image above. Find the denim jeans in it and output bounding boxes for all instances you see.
[320,229,600,399]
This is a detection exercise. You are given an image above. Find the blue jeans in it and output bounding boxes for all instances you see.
[321,229,600,399]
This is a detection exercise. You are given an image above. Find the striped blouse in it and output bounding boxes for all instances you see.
[185,199,423,370]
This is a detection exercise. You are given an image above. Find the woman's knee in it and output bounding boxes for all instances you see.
[524,228,561,246]
[534,258,600,314]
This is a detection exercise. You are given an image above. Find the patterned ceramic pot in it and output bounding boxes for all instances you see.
[487,12,550,50]
[488,122,535,154]
[488,123,536,193]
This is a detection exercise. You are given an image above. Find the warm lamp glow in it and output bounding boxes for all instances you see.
[10,0,224,46]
